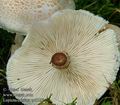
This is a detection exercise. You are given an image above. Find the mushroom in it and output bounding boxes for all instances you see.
[7,9,120,105]
[0,0,75,54]
[98,24,120,50]
[108,24,120,50]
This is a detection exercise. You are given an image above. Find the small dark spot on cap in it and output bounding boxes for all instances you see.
[17,78,20,80]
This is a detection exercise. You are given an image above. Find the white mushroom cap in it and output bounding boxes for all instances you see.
[58,0,75,9]
[0,0,75,35]
[108,24,120,50]
[7,9,120,105]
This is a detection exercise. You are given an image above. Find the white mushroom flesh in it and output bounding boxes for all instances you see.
[7,10,120,105]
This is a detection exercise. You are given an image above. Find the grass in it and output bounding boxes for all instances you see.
[0,0,120,105]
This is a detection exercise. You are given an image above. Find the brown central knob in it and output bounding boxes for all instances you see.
[51,52,67,66]
[50,52,70,69]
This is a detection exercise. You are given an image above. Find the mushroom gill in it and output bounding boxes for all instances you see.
[7,9,120,105]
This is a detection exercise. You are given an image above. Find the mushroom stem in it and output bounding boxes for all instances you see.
[50,52,70,69]
[11,34,24,55]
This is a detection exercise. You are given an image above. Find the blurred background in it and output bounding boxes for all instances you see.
[0,0,120,105]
